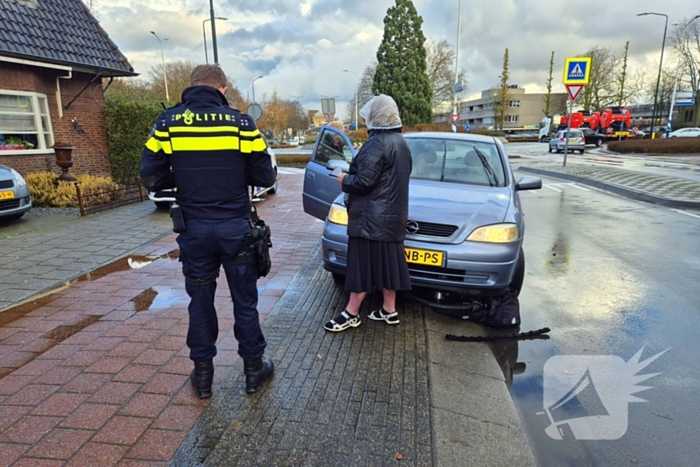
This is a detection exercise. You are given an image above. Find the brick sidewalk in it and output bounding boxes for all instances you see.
[0,171,330,466]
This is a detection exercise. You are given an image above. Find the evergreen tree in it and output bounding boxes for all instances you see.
[372,0,433,127]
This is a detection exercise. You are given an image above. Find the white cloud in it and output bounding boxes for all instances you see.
[97,0,698,119]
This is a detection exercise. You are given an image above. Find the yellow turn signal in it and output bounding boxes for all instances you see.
[466,224,518,243]
[328,204,348,225]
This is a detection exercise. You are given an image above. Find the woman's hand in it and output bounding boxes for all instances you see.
[337,172,346,184]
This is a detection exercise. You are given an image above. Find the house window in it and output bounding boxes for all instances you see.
[683,109,695,122]
[508,100,520,108]
[504,115,520,123]
[0,91,54,153]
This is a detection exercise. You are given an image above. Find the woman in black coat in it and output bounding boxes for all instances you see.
[324,95,413,332]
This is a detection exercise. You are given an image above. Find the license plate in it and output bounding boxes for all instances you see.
[405,247,444,266]
[568,139,578,144]
[0,190,14,200]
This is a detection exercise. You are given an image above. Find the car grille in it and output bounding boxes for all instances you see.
[0,180,14,189]
[408,264,490,284]
[406,220,458,238]
[0,199,21,211]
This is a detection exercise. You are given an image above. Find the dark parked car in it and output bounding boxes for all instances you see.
[579,128,606,147]
[0,164,32,221]
[302,127,542,299]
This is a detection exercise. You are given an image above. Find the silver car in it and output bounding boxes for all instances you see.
[548,130,585,154]
[0,164,32,221]
[302,128,541,298]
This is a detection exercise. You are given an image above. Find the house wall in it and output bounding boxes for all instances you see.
[0,62,111,177]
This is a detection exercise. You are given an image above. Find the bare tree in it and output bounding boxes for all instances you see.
[670,18,700,125]
[579,46,620,111]
[543,51,555,116]
[493,48,510,130]
[346,62,377,125]
[425,39,467,112]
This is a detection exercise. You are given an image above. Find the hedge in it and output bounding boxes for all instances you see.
[607,138,700,154]
[104,97,164,183]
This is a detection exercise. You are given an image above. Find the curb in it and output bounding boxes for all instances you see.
[518,166,700,209]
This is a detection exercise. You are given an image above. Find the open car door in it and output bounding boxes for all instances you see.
[302,126,356,220]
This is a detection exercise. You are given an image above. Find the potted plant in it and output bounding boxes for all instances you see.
[53,142,77,182]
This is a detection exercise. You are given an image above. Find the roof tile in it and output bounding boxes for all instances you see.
[0,0,135,76]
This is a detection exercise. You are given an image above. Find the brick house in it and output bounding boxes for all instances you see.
[0,0,136,177]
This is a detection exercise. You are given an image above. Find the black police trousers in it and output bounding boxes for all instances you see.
[176,217,266,362]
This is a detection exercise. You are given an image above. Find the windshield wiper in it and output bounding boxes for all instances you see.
[473,147,498,187]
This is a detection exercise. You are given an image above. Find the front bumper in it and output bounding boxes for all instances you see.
[0,195,32,218]
[322,221,520,294]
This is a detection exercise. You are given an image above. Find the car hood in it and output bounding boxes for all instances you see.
[334,179,512,239]
[408,180,511,236]
[0,164,15,181]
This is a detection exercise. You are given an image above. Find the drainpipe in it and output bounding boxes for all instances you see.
[56,70,73,119]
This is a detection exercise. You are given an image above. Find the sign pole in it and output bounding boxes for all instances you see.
[563,97,573,167]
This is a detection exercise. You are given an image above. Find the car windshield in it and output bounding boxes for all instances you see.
[406,137,506,187]
[560,131,582,138]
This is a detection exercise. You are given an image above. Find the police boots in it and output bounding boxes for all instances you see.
[190,360,214,399]
[243,357,274,394]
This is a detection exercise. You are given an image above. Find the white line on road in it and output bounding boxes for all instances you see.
[278,168,305,175]
[565,183,591,192]
[672,209,700,220]
[544,185,563,193]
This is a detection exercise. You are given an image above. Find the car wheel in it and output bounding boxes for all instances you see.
[548,147,552,153]
[509,248,525,297]
[155,201,170,210]
[579,149,585,154]
[268,169,278,195]
[595,139,602,147]
[331,272,345,285]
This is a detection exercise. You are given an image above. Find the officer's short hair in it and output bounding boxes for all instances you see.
[190,65,228,88]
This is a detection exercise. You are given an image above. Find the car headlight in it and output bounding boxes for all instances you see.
[10,168,27,188]
[328,204,348,225]
[466,223,518,243]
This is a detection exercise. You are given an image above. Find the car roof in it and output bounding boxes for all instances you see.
[403,131,497,144]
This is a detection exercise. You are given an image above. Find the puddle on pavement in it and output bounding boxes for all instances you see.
[546,233,570,277]
[0,250,179,326]
[130,287,186,312]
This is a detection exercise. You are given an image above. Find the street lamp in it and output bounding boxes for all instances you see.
[150,31,169,101]
[637,12,669,137]
[452,0,463,133]
[202,17,227,64]
[666,15,700,136]
[251,76,263,104]
[343,69,358,129]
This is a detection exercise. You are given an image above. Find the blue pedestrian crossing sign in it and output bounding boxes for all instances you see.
[563,57,591,85]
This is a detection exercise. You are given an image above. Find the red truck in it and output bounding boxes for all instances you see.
[558,107,632,138]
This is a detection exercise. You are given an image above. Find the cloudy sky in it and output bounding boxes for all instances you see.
[97,0,696,117]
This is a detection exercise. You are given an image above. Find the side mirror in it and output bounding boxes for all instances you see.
[515,176,542,191]
[327,159,350,172]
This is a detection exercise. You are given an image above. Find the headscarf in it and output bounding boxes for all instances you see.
[360,94,402,130]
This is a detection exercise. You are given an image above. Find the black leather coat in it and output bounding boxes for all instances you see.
[342,129,412,242]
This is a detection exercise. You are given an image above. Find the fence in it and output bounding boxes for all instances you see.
[74,181,145,216]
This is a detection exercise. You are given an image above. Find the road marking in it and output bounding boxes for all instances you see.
[278,168,305,175]
[565,183,591,192]
[544,185,563,193]
[672,209,700,220]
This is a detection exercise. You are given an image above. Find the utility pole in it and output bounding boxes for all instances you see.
[452,0,463,133]
[209,0,219,64]
[150,31,169,101]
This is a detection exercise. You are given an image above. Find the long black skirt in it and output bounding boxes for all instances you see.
[345,236,412,293]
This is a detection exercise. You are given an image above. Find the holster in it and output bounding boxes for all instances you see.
[170,202,186,233]
[225,207,272,278]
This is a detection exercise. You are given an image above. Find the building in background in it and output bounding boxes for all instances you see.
[437,85,568,135]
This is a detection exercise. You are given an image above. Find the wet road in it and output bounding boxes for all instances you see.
[506,169,700,466]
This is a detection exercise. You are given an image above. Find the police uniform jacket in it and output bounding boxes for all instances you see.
[140,85,275,220]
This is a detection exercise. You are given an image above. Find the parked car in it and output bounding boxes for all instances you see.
[579,128,606,147]
[0,164,32,221]
[662,127,700,138]
[148,141,279,209]
[302,127,542,298]
[548,130,585,154]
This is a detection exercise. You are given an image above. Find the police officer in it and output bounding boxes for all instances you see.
[140,64,276,398]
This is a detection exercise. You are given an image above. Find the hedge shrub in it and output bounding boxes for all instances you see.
[607,138,700,154]
[26,172,121,207]
[104,97,163,183]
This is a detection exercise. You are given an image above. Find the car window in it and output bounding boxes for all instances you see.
[313,128,353,166]
[406,137,506,187]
